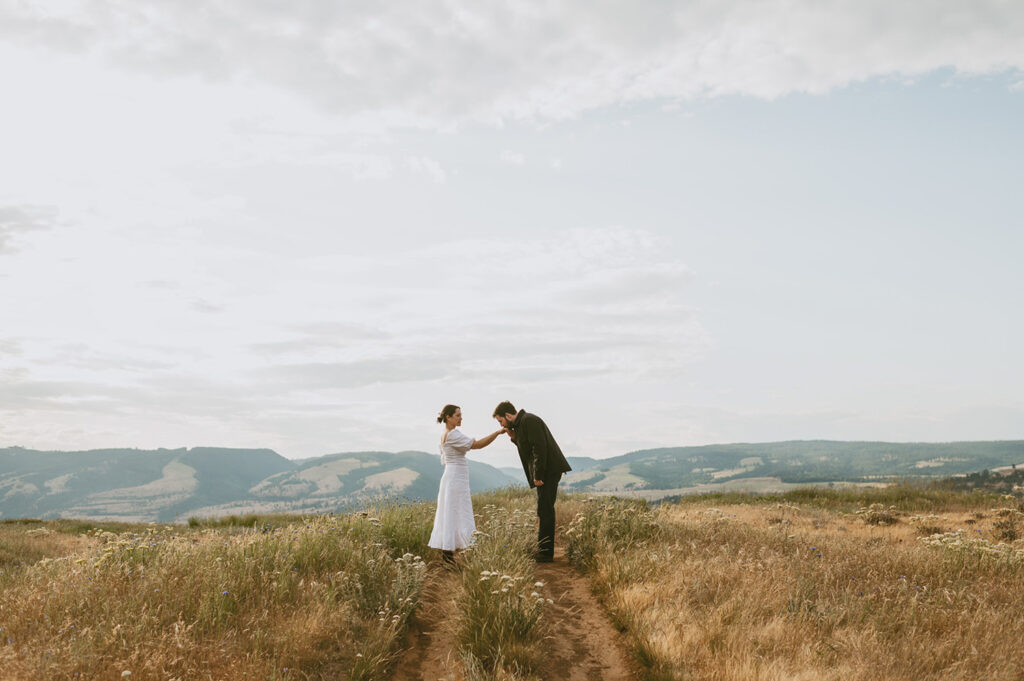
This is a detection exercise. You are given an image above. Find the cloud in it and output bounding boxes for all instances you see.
[258,356,451,391]
[190,299,225,314]
[2,2,1022,127]
[631,402,1024,449]
[0,224,705,457]
[0,377,137,411]
[43,343,177,373]
[0,338,21,357]
[405,156,447,183]
[328,226,710,384]
[499,150,526,165]
[249,323,392,357]
[0,205,57,254]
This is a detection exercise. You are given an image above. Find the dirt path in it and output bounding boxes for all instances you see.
[532,549,635,681]
[391,566,462,681]
[390,549,636,681]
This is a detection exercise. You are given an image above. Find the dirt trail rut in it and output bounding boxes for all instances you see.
[391,548,636,681]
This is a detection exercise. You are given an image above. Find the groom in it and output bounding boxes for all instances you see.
[493,401,572,562]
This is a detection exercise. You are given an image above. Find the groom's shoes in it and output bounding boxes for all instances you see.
[534,552,554,563]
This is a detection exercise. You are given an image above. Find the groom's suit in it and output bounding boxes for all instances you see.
[510,410,572,559]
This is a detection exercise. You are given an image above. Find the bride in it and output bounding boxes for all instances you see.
[428,404,505,564]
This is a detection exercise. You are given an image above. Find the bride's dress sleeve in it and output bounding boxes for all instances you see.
[448,429,475,455]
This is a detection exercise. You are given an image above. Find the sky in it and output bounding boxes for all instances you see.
[1,1,1022,469]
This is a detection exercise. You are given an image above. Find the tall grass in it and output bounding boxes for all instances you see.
[663,483,1017,512]
[454,494,550,681]
[0,506,434,680]
[0,522,96,570]
[565,493,1024,681]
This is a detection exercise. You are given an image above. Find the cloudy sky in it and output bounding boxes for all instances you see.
[2,1,1022,468]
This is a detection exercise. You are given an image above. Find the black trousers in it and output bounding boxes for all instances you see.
[536,474,560,557]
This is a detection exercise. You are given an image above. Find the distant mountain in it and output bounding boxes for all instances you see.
[5,441,1022,520]
[0,447,520,522]
[499,467,528,484]
[567,456,601,472]
[501,457,598,482]
[189,451,520,517]
[560,440,1024,494]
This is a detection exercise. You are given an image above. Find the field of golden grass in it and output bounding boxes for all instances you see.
[6,484,1022,681]
[0,492,551,681]
[563,486,1024,681]
[0,507,435,680]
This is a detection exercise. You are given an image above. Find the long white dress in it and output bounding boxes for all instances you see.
[427,428,476,550]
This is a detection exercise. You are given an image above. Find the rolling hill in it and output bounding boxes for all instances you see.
[4,440,1023,520]
[0,446,518,522]
[559,440,1024,494]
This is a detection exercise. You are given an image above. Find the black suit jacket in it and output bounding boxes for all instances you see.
[510,410,572,488]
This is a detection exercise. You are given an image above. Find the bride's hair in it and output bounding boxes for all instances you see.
[437,404,460,424]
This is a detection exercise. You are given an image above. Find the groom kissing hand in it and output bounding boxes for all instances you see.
[493,401,572,562]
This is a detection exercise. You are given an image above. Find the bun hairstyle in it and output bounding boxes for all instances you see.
[437,404,460,424]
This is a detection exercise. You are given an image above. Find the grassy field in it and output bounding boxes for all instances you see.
[0,505,437,680]
[562,485,1024,681]
[0,491,550,681]
[5,484,1023,680]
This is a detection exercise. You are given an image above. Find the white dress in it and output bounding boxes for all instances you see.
[428,429,476,550]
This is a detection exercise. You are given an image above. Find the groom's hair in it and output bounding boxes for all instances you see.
[493,401,516,418]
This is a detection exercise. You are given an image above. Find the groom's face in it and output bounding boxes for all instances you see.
[495,413,513,429]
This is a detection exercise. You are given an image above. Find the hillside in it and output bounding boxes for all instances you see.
[560,440,1024,493]
[0,446,517,522]
[5,440,1023,520]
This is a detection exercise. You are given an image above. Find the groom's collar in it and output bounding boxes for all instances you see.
[512,410,525,429]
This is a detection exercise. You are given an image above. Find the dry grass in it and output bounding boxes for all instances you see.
[563,489,1024,681]
[0,520,98,570]
[0,491,551,681]
[0,506,433,680]
[455,495,548,680]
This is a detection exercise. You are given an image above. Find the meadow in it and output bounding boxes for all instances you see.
[562,485,1024,681]
[3,483,1023,680]
[0,491,551,681]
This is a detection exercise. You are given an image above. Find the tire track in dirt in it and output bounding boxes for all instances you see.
[390,549,636,681]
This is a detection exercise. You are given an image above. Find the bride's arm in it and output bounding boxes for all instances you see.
[470,429,506,450]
